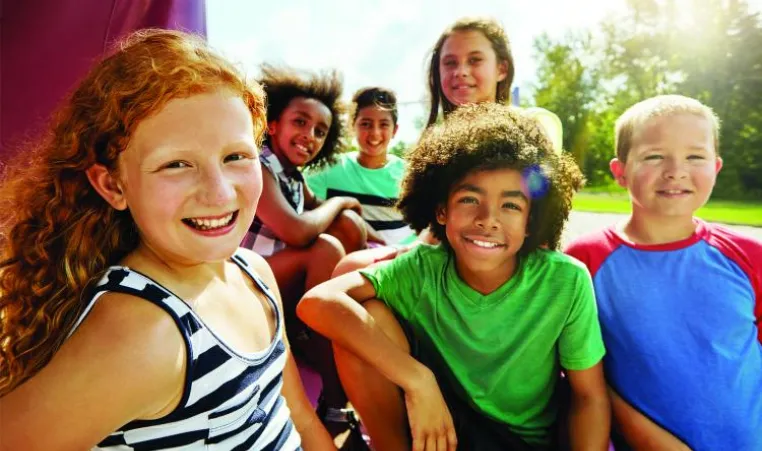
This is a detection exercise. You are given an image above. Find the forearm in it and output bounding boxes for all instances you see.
[297,293,431,391]
[300,197,348,238]
[568,392,611,451]
[279,351,334,450]
[610,388,690,451]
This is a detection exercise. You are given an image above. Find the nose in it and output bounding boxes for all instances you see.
[454,62,468,78]
[474,203,499,230]
[199,165,235,206]
[369,125,381,139]
[662,157,688,180]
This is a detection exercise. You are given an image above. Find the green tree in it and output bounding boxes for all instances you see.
[530,0,762,199]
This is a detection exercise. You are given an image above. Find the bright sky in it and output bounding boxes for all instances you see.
[207,0,761,145]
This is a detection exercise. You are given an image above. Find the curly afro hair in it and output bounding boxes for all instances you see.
[398,102,584,254]
[258,64,346,169]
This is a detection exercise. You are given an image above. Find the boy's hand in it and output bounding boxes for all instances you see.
[363,221,387,245]
[339,197,363,214]
[404,369,458,451]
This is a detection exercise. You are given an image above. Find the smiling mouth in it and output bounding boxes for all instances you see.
[657,189,692,195]
[182,211,238,231]
[294,143,311,155]
[464,236,506,249]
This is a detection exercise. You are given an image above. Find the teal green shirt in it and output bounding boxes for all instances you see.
[306,152,416,245]
[360,244,605,445]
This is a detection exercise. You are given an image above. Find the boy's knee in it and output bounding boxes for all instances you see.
[328,209,367,253]
[310,233,345,264]
[332,246,399,278]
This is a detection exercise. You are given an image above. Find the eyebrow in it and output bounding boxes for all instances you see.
[453,184,529,201]
[442,50,486,59]
[293,110,329,128]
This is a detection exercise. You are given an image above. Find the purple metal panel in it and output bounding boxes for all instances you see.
[0,0,206,163]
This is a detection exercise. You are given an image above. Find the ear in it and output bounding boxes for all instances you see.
[267,120,278,137]
[714,156,723,174]
[435,204,447,225]
[496,60,509,83]
[609,158,627,188]
[86,164,128,210]
[392,123,399,138]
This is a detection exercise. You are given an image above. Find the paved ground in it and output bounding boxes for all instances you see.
[563,211,762,246]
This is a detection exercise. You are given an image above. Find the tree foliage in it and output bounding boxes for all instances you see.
[530,0,762,199]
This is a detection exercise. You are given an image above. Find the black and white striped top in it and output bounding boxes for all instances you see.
[69,250,302,450]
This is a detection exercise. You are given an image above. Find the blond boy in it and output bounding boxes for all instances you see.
[566,95,762,451]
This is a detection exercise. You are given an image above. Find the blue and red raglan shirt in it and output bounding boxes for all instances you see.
[566,220,762,451]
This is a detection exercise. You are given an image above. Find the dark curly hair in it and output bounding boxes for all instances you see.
[351,86,398,125]
[426,17,515,127]
[398,103,584,254]
[258,64,346,169]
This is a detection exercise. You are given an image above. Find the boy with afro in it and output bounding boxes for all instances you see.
[298,103,610,450]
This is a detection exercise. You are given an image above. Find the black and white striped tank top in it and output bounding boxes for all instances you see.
[69,250,302,450]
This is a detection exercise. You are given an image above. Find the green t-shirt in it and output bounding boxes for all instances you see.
[360,244,605,445]
[305,152,416,245]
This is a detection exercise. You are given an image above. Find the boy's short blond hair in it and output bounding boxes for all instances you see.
[615,94,720,163]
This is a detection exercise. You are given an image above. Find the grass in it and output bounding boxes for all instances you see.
[573,190,762,227]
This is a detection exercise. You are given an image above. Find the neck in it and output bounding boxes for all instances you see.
[622,211,697,245]
[357,151,387,169]
[455,255,518,296]
[124,242,229,286]
[268,143,298,171]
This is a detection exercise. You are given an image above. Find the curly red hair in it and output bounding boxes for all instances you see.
[0,29,266,395]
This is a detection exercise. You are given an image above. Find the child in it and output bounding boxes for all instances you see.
[242,64,379,447]
[298,103,611,451]
[306,87,416,246]
[0,30,332,450]
[334,17,565,275]
[565,95,762,451]
[426,16,514,126]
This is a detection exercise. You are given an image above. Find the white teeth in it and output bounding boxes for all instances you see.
[661,190,686,194]
[187,213,234,230]
[471,239,501,248]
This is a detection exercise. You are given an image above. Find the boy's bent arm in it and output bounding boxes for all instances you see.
[256,170,357,247]
[297,272,457,450]
[610,388,691,451]
[297,272,431,391]
[566,362,611,451]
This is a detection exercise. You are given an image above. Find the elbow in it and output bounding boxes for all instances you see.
[280,226,318,248]
[295,289,322,327]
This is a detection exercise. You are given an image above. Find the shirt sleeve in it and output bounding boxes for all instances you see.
[358,246,424,319]
[558,265,606,371]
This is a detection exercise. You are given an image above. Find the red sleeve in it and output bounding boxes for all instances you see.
[564,228,621,278]
[705,224,762,342]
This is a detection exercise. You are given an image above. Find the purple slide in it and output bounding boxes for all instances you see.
[1,0,206,163]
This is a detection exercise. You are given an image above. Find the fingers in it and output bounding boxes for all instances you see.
[426,435,438,451]
[446,421,458,451]
[437,432,448,451]
[412,422,457,451]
